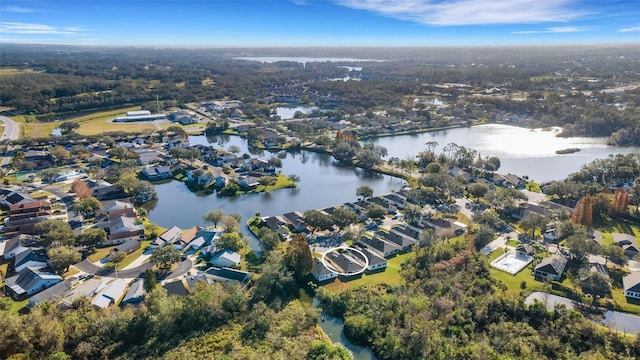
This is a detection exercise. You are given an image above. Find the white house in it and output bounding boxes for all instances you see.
[311,257,338,282]
[209,250,241,268]
[623,272,640,300]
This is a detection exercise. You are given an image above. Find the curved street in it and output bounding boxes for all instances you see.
[73,258,193,279]
[0,115,21,141]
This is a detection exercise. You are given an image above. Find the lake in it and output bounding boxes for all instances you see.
[148,136,403,249]
[275,105,319,120]
[367,124,640,182]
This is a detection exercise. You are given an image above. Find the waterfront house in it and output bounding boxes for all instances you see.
[282,211,307,232]
[102,215,145,244]
[152,226,182,248]
[141,165,172,181]
[208,250,241,268]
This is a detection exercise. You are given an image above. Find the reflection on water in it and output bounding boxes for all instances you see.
[368,124,640,182]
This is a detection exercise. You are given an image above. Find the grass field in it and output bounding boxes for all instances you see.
[14,106,159,138]
[88,245,117,262]
[322,252,415,293]
[0,68,35,76]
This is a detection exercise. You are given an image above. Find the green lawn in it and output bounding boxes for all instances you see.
[247,174,296,194]
[322,252,415,293]
[87,245,116,262]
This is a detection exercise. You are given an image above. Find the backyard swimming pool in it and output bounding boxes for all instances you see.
[490,250,534,275]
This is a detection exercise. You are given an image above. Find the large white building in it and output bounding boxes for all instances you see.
[113,110,167,122]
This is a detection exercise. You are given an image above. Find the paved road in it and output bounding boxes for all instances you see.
[0,115,20,141]
[74,258,192,279]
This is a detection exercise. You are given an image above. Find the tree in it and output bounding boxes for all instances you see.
[577,270,611,299]
[331,207,357,229]
[143,269,158,292]
[630,181,640,213]
[71,179,92,199]
[267,156,283,170]
[332,141,359,164]
[473,211,502,229]
[34,219,76,247]
[306,340,352,360]
[227,145,241,155]
[77,228,107,248]
[519,213,548,238]
[167,125,187,138]
[566,232,600,262]
[108,146,132,160]
[356,185,373,201]
[58,121,80,134]
[572,195,594,226]
[251,252,295,304]
[610,188,629,217]
[367,203,387,220]
[258,228,280,252]
[131,181,157,206]
[601,245,627,267]
[215,232,244,252]
[48,246,81,274]
[403,204,423,223]
[116,172,140,194]
[150,246,182,270]
[109,250,127,266]
[284,234,313,281]
[74,196,102,218]
[474,226,495,250]
[50,145,71,165]
[287,174,301,184]
[221,215,240,233]
[39,168,62,183]
[303,209,333,233]
[202,209,225,227]
[467,183,489,198]
[70,145,90,161]
[486,187,527,213]
[483,156,501,173]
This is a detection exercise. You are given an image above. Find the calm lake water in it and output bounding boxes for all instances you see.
[367,124,640,182]
[275,105,319,120]
[148,134,403,249]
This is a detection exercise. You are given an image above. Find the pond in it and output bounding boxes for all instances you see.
[313,297,377,360]
[366,124,640,182]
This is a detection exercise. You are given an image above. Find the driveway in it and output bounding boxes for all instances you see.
[521,189,547,204]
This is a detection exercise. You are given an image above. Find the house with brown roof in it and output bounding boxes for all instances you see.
[5,199,53,234]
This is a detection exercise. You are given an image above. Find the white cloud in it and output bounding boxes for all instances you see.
[618,26,640,32]
[512,26,589,34]
[0,22,82,35]
[335,0,589,25]
[1,6,34,13]
[290,0,308,5]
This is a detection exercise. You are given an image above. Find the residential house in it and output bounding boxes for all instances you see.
[515,244,534,257]
[141,165,172,181]
[5,267,63,300]
[354,245,388,271]
[623,272,640,300]
[101,199,136,218]
[102,215,145,244]
[133,149,164,165]
[391,224,421,242]
[383,193,407,209]
[325,252,365,276]
[27,277,76,308]
[613,233,640,258]
[92,278,128,308]
[57,278,105,309]
[311,257,338,282]
[152,226,183,248]
[383,229,418,251]
[282,211,307,232]
[203,267,251,283]
[543,229,558,242]
[237,175,260,190]
[534,255,568,281]
[0,190,32,209]
[121,279,146,306]
[13,248,48,272]
[162,278,189,296]
[511,203,553,220]
[5,199,52,234]
[173,226,198,250]
[111,239,141,256]
[0,235,29,259]
[209,250,241,268]
[357,236,401,258]
[91,183,127,201]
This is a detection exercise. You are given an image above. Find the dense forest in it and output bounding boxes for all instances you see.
[1,44,639,144]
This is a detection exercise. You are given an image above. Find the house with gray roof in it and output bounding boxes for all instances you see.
[209,250,241,268]
[152,225,182,248]
[121,279,146,306]
[141,165,172,181]
[534,255,568,281]
[92,278,128,308]
[612,233,639,258]
[204,267,251,283]
[28,277,76,308]
[354,245,388,271]
[5,267,63,300]
[325,252,365,276]
[378,229,418,251]
[356,236,401,258]
[623,272,640,301]
[13,247,48,272]
[311,257,338,282]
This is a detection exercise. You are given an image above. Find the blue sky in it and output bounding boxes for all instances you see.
[0,0,638,46]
